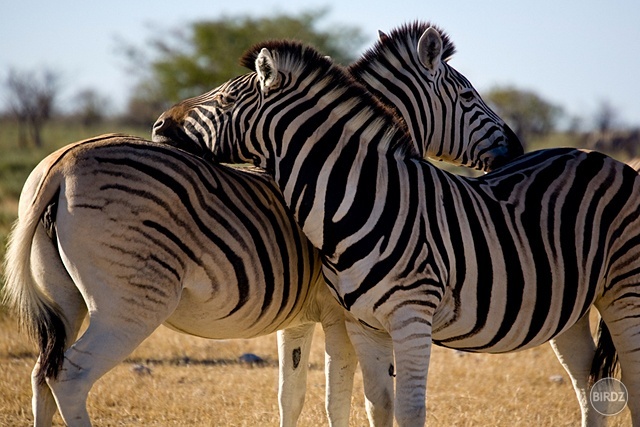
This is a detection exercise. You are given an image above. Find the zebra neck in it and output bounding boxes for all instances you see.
[356,70,428,158]
[269,114,414,255]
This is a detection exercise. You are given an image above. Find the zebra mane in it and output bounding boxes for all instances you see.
[240,40,417,158]
[348,21,456,76]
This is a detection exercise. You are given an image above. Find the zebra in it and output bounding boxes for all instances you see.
[2,134,357,427]
[152,39,640,427]
[348,22,522,171]
[1,25,521,425]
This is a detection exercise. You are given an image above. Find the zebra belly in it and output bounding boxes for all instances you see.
[430,277,597,353]
[163,268,317,339]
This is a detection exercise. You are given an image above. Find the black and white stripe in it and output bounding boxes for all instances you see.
[154,39,640,427]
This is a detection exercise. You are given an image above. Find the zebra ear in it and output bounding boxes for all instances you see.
[256,48,280,93]
[417,27,443,72]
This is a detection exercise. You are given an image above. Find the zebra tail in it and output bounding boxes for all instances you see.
[2,154,68,385]
[589,318,619,386]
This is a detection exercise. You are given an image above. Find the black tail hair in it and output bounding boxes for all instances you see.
[34,303,67,385]
[589,318,618,387]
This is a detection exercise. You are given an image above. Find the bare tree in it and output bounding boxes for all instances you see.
[5,68,61,147]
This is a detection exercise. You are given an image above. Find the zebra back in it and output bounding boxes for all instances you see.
[20,135,325,336]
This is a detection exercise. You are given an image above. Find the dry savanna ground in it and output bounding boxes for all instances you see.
[0,310,632,426]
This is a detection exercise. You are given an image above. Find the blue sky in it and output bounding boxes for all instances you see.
[1,0,638,128]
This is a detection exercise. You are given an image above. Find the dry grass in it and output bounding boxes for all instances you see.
[0,311,631,426]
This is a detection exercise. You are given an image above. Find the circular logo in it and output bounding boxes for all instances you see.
[590,378,628,416]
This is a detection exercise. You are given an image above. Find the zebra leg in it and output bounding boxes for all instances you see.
[48,309,174,426]
[597,297,640,426]
[46,197,184,425]
[49,253,180,424]
[31,358,59,427]
[277,324,315,427]
[389,317,432,427]
[345,317,394,427]
[549,312,605,427]
[321,305,357,427]
[30,225,88,427]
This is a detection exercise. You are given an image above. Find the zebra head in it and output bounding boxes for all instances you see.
[349,22,523,171]
[153,42,343,172]
[153,71,265,166]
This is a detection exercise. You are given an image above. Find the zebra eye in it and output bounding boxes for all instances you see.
[460,89,475,102]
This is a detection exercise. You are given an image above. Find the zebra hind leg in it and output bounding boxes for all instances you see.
[596,293,640,426]
[45,195,186,425]
[30,224,88,427]
[549,311,606,427]
[45,258,181,425]
[47,307,176,426]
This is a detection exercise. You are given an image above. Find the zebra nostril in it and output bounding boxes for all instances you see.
[152,117,176,143]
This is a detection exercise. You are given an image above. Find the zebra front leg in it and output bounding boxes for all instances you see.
[549,311,605,427]
[345,317,394,427]
[277,323,315,427]
[390,316,433,427]
[321,306,357,427]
